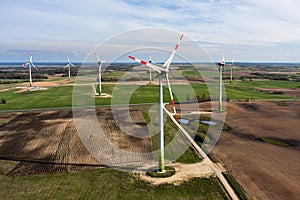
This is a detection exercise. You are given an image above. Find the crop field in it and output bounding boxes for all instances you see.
[0,106,230,199]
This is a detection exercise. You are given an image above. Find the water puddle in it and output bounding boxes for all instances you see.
[178,118,217,126]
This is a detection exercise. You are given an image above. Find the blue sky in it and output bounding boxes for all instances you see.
[1,0,300,62]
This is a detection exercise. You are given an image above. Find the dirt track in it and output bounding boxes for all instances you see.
[212,101,300,200]
[0,107,152,175]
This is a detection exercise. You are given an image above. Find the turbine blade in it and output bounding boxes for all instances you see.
[70,63,76,67]
[166,73,176,115]
[94,51,102,63]
[163,34,184,69]
[128,55,166,73]
[65,64,70,69]
[30,52,33,63]
[32,63,39,72]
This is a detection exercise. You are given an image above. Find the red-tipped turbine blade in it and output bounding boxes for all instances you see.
[163,34,184,69]
[128,55,165,73]
[166,73,176,115]
[32,63,39,72]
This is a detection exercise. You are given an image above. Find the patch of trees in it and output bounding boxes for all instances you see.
[1,97,6,104]
[101,77,120,82]
[239,76,253,82]
[250,73,289,81]
[0,73,48,80]
[186,94,211,102]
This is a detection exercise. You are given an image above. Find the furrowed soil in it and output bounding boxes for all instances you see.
[210,101,300,200]
[0,107,152,175]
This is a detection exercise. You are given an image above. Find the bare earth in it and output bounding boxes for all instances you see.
[0,107,152,175]
[139,162,214,185]
[212,101,300,200]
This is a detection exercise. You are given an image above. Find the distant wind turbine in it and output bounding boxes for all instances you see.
[94,51,109,96]
[23,51,39,87]
[217,53,225,112]
[65,56,75,80]
[148,52,153,84]
[230,58,234,84]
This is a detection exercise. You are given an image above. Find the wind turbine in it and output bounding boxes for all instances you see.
[65,56,75,80]
[23,51,38,87]
[148,54,152,84]
[128,34,183,173]
[217,53,225,112]
[230,58,234,84]
[94,51,109,96]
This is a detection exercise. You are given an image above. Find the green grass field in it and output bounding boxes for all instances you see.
[0,86,73,110]
[0,168,230,200]
[225,84,291,100]
[236,80,300,89]
[0,77,297,110]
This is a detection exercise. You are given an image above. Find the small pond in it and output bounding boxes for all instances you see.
[178,118,217,126]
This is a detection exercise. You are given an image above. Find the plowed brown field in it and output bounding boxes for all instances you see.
[0,107,152,175]
[212,101,300,200]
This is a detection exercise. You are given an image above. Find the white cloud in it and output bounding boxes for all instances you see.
[0,0,300,62]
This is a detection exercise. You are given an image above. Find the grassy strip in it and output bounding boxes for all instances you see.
[275,101,287,106]
[207,153,219,163]
[176,146,202,164]
[239,80,300,89]
[0,168,230,199]
[256,137,292,147]
[222,172,250,200]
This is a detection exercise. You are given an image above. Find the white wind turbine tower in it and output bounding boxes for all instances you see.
[217,53,225,112]
[65,56,75,80]
[128,34,183,173]
[23,51,39,87]
[94,51,109,96]
[230,58,234,84]
[148,54,152,84]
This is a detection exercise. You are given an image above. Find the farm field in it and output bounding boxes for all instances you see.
[0,106,230,199]
[210,101,300,200]
[0,64,299,199]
